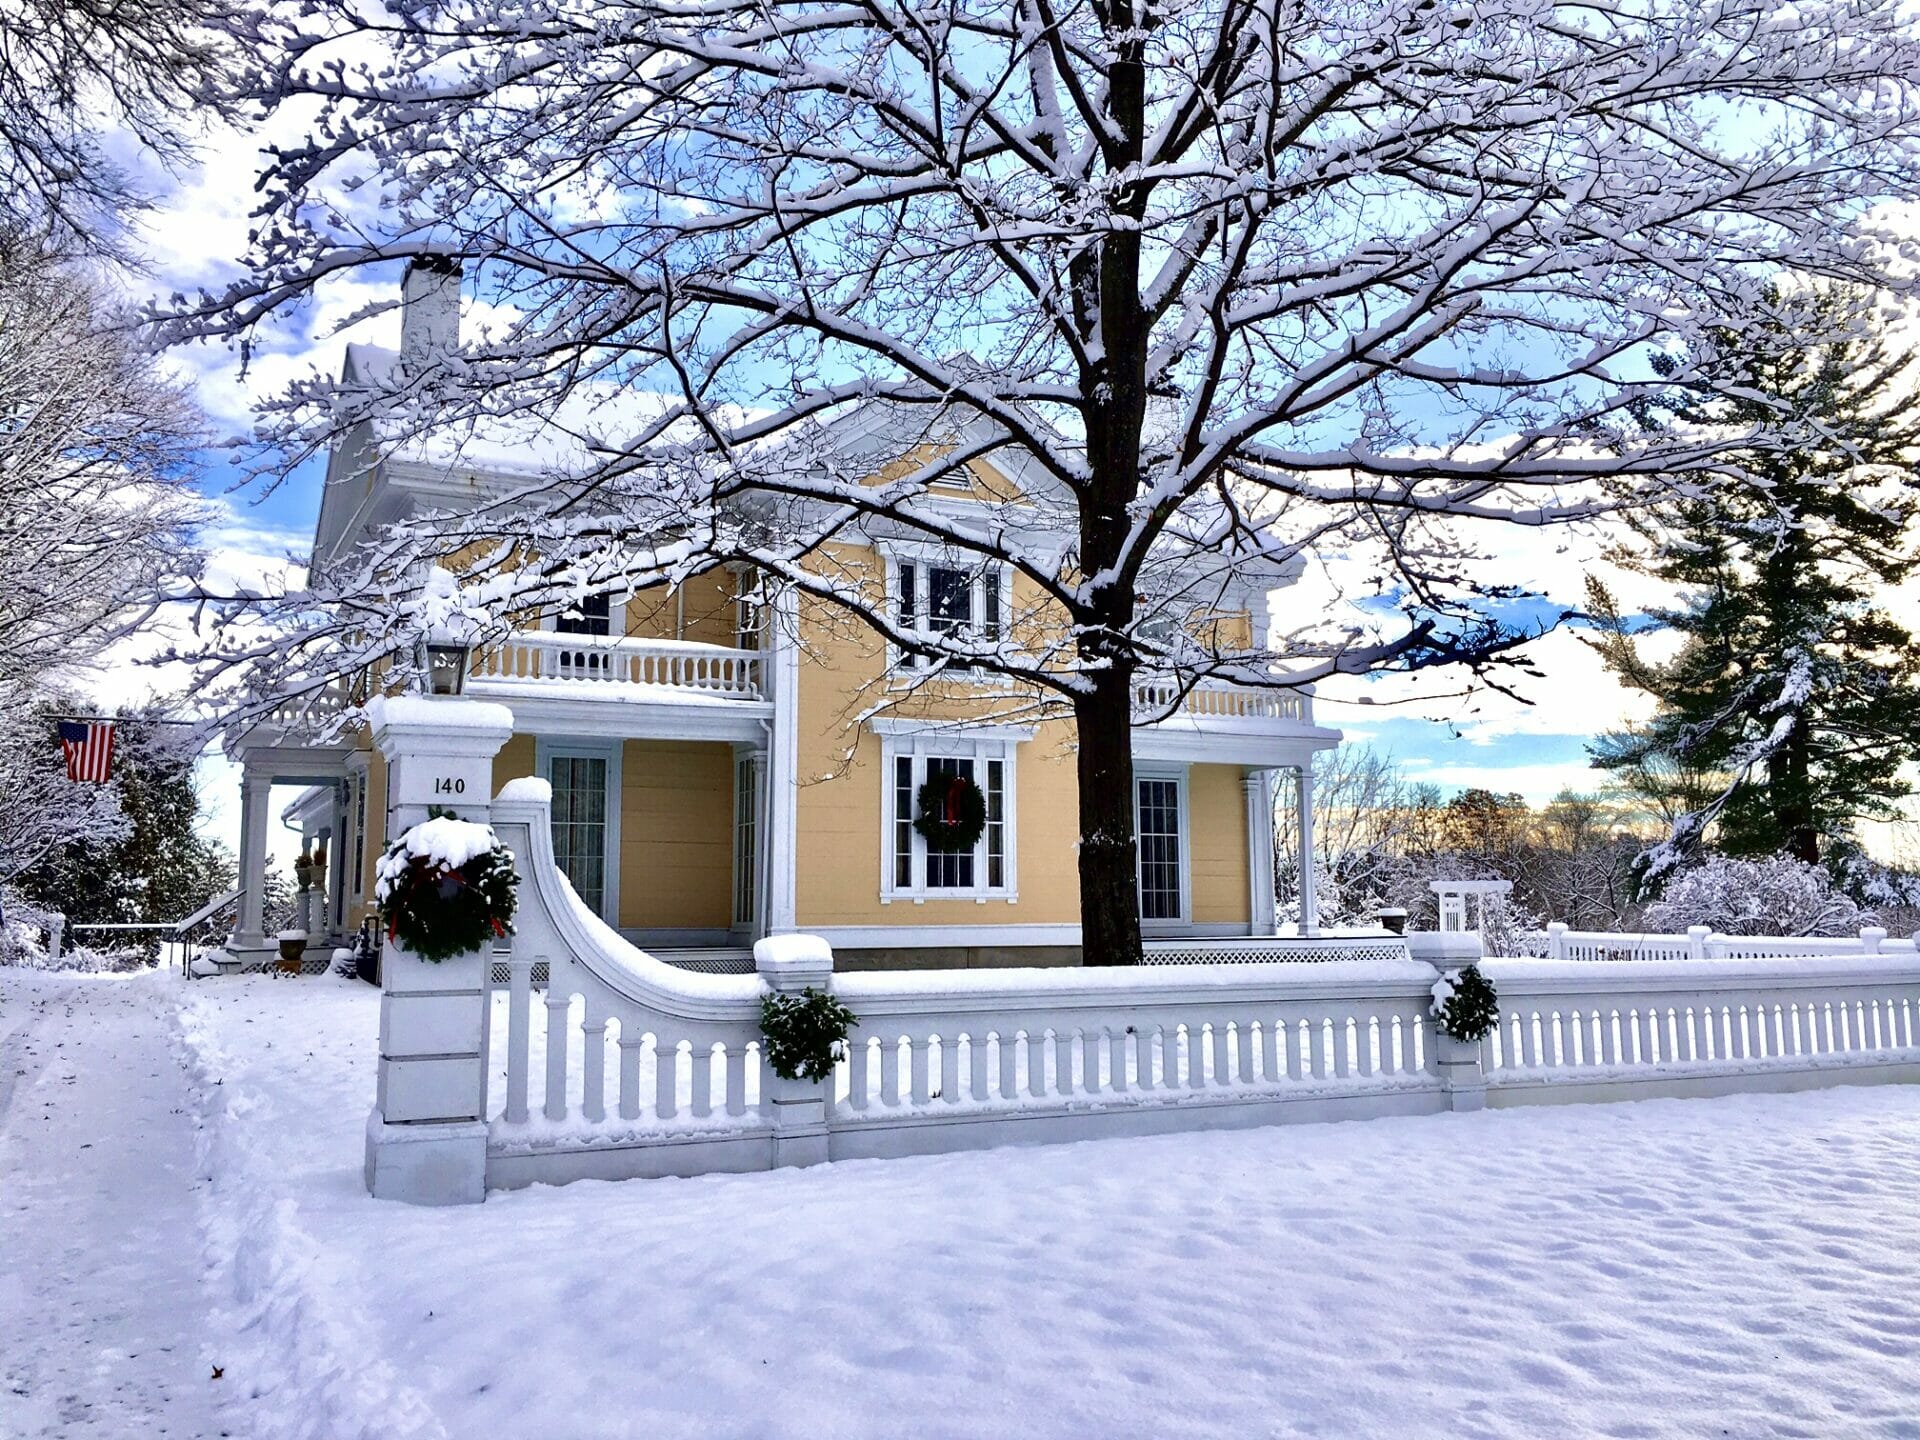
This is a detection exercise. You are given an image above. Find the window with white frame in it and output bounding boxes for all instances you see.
[882,733,1017,900]
[890,553,1005,670]
[733,753,759,928]
[545,746,619,921]
[1135,771,1188,924]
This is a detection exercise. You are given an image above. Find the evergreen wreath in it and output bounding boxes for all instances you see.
[1430,964,1501,1043]
[375,810,519,963]
[760,986,858,1082]
[912,772,988,851]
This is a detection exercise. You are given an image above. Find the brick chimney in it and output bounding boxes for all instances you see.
[399,256,461,371]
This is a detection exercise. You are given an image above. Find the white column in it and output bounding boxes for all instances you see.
[1295,762,1319,937]
[232,770,272,951]
[363,695,513,1206]
[766,584,802,934]
[1243,770,1277,936]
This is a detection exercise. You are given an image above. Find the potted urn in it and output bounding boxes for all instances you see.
[277,929,308,975]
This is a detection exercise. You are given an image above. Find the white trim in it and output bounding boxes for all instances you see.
[768,586,801,933]
[535,736,623,926]
[869,717,1036,742]
[809,923,1081,949]
[1134,763,1193,931]
[465,691,770,744]
[878,729,1021,904]
[1131,726,1341,768]
[880,546,1014,677]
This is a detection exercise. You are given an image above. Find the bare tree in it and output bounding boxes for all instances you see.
[0,0,238,248]
[169,0,1920,961]
[0,235,206,714]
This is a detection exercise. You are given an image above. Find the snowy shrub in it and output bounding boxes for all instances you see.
[1430,966,1500,1043]
[1642,854,1868,938]
[759,986,857,1082]
[0,889,144,971]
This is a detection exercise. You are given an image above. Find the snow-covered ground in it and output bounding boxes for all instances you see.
[11,967,1920,1437]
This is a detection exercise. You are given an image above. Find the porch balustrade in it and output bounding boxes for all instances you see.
[1131,677,1311,724]
[470,632,764,699]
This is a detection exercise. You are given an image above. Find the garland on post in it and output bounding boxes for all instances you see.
[912,773,987,851]
[375,810,519,962]
[1430,964,1500,1042]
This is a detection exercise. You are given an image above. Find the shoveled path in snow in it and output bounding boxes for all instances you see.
[0,970,229,1439]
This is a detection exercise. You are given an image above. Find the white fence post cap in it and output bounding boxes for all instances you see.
[755,934,835,990]
[1405,930,1484,970]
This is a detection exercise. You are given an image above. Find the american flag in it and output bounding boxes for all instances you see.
[57,720,115,784]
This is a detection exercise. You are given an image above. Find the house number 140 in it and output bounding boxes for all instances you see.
[434,777,466,795]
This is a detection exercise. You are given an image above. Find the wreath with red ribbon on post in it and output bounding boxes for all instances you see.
[913,773,988,851]
[374,812,520,962]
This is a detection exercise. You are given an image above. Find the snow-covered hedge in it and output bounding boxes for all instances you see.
[1643,855,1869,938]
[0,889,144,972]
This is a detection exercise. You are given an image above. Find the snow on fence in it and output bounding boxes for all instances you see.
[417,791,1920,1198]
[1506,922,1914,964]
[1478,957,1920,1103]
[360,698,1920,1205]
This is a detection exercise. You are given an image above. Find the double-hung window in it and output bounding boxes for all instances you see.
[881,731,1019,901]
[892,555,1005,671]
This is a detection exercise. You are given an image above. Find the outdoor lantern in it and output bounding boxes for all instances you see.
[424,640,470,695]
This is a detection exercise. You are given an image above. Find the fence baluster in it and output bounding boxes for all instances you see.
[543,989,571,1121]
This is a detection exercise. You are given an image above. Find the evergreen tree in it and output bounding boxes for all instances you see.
[12,712,233,954]
[1588,285,1920,878]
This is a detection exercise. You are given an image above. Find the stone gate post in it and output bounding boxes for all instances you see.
[363,695,514,1205]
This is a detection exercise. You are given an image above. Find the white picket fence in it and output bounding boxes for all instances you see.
[466,792,1920,1193]
[1512,922,1911,964]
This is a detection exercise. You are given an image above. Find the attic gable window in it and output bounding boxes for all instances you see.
[891,554,1005,671]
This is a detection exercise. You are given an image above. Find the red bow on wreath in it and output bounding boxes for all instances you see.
[942,774,966,825]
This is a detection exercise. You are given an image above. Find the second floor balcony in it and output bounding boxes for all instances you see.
[469,632,765,700]
[463,631,772,742]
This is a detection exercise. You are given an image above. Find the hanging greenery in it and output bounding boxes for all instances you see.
[1430,964,1500,1043]
[760,986,858,1082]
[375,812,519,962]
[913,772,987,851]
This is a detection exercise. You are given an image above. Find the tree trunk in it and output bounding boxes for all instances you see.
[1075,669,1143,966]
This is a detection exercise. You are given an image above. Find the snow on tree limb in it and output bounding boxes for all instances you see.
[156,0,1920,730]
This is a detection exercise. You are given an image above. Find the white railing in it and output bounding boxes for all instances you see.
[1132,677,1311,726]
[471,632,765,699]
[1515,922,1913,964]
[1479,957,1920,1091]
[467,789,1920,1193]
